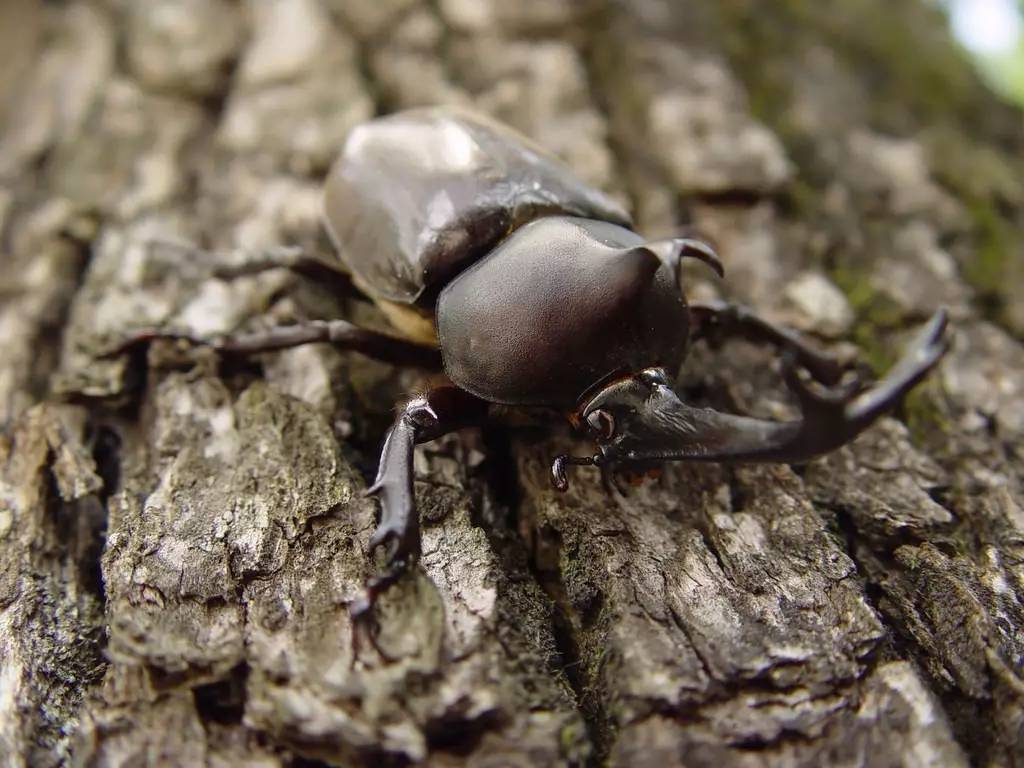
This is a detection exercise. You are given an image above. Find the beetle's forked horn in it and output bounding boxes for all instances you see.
[642,237,725,288]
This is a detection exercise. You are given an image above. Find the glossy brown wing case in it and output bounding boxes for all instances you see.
[322,107,631,305]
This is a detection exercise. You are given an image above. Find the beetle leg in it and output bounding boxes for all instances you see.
[351,387,489,651]
[688,300,851,386]
[140,238,359,296]
[210,244,359,296]
[102,319,442,370]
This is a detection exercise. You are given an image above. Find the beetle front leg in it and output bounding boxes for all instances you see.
[689,300,851,385]
[351,387,489,626]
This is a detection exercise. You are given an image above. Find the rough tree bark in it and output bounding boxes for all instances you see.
[1,0,1022,766]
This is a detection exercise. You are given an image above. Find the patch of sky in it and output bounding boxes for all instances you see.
[943,0,1024,104]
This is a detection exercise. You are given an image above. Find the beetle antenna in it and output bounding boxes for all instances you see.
[550,454,599,492]
[643,237,725,288]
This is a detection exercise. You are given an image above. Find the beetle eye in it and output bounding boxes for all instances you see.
[586,409,616,440]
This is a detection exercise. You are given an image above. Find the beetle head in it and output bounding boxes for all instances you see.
[552,368,699,490]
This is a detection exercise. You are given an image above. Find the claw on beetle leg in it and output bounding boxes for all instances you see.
[348,520,427,665]
[348,567,409,665]
[349,386,488,660]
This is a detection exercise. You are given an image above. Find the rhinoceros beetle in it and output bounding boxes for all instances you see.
[112,108,949,623]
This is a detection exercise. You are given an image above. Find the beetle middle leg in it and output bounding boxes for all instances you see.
[103,319,442,370]
[350,387,489,642]
[210,244,359,296]
[688,300,851,385]
[140,238,360,297]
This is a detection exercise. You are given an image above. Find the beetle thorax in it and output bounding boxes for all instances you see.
[436,217,690,408]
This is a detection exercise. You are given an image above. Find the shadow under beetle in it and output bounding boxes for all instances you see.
[113,108,949,625]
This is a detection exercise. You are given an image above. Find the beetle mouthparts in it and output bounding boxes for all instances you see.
[550,454,599,492]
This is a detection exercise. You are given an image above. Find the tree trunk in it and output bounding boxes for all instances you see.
[2,0,1022,765]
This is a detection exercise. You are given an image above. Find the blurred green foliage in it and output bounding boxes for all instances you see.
[975,41,1024,104]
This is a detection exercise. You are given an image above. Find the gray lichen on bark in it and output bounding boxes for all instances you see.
[1,0,1022,766]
